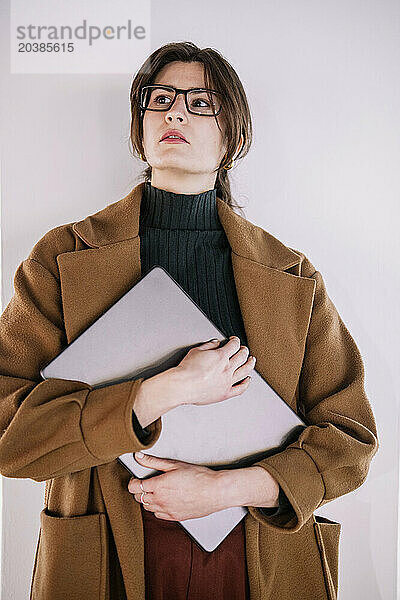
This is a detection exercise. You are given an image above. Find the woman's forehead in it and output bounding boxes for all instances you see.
[153,61,208,89]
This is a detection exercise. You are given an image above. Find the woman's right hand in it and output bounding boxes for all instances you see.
[173,336,256,407]
[132,336,257,429]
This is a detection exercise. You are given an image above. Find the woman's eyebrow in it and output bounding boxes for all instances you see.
[155,84,206,91]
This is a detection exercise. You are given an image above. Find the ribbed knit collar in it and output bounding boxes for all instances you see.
[140,182,221,231]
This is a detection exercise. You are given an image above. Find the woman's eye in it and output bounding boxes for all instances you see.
[192,98,210,108]
[154,95,171,105]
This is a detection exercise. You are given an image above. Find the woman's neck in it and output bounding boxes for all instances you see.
[140,182,220,231]
[150,171,217,195]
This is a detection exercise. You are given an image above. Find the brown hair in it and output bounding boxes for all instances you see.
[129,41,253,212]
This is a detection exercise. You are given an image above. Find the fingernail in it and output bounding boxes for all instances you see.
[135,452,144,459]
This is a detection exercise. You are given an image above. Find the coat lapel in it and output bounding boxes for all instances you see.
[56,181,316,409]
[216,200,316,406]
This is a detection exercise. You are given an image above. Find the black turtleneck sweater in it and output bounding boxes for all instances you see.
[132,182,290,516]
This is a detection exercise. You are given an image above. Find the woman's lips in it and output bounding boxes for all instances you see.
[160,138,188,144]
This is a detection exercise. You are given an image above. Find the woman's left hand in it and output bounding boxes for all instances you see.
[128,452,223,521]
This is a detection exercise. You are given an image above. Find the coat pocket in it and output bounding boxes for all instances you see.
[30,509,108,600]
[313,515,341,600]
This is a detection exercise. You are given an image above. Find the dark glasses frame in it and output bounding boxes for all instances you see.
[139,85,223,117]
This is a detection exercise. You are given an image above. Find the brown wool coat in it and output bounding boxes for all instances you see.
[0,182,378,600]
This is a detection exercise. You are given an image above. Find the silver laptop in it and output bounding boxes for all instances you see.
[41,265,306,552]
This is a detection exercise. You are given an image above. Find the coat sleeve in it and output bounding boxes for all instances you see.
[246,257,379,532]
[132,409,152,442]
[0,256,162,482]
[259,486,291,516]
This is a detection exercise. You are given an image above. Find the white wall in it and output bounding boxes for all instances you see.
[1,1,399,598]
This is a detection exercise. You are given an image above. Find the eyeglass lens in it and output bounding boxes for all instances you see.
[141,87,221,115]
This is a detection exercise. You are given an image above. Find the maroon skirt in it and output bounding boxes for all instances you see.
[141,504,251,600]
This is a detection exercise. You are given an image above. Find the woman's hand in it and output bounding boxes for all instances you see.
[132,336,257,429]
[173,335,256,408]
[128,452,224,521]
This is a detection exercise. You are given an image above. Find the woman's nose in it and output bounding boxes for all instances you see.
[168,92,187,114]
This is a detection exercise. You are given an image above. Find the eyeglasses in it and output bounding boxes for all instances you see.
[139,85,222,116]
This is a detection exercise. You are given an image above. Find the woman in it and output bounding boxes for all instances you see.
[0,42,378,600]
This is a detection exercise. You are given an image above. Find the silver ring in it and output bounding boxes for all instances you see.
[140,481,150,505]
